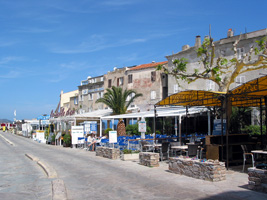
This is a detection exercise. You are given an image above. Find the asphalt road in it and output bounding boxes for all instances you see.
[1,131,267,200]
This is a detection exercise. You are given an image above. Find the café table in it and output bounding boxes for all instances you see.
[251,150,267,164]
[143,143,162,152]
[171,145,188,156]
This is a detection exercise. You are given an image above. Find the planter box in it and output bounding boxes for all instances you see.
[169,157,226,182]
[121,153,139,161]
[96,147,120,160]
[139,152,159,167]
[248,167,267,193]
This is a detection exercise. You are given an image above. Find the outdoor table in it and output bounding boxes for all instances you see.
[251,150,267,164]
[251,150,267,155]
[144,144,162,152]
[171,145,188,156]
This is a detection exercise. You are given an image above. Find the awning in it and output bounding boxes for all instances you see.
[101,106,208,120]
[156,90,225,107]
[156,75,267,108]
[229,75,267,107]
[50,109,113,123]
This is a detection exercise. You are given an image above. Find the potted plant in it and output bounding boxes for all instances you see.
[121,149,140,161]
[51,134,56,145]
[63,134,71,147]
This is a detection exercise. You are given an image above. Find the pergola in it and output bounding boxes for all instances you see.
[156,75,267,169]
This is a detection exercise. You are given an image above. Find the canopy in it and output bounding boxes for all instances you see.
[101,106,207,120]
[156,75,267,107]
[156,90,225,107]
[229,75,267,107]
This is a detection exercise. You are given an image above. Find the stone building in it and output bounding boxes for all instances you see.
[77,75,105,113]
[103,61,168,113]
[166,28,267,96]
[126,61,168,112]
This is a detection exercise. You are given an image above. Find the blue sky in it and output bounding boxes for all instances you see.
[0,0,266,121]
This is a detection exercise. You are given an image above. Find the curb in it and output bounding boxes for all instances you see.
[52,179,68,200]
[25,154,68,199]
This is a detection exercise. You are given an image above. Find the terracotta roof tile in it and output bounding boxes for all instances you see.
[129,61,167,71]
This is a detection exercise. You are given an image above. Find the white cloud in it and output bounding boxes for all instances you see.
[0,70,20,79]
[50,35,147,54]
[0,56,24,64]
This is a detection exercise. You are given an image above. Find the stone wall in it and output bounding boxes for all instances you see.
[169,157,226,182]
[139,152,159,167]
[96,147,120,160]
[248,167,267,193]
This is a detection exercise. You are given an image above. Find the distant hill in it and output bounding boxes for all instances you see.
[0,119,13,123]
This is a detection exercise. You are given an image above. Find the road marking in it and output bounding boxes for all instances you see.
[0,133,15,146]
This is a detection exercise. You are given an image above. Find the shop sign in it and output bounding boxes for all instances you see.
[50,107,75,118]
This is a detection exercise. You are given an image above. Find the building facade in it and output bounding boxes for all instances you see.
[166,28,267,96]
[126,61,168,112]
[77,75,105,113]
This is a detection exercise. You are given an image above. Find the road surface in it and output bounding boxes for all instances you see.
[0,131,267,200]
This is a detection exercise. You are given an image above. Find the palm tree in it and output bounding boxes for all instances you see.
[96,86,143,136]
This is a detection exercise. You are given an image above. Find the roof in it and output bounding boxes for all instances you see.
[128,61,167,71]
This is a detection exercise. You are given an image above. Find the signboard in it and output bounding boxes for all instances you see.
[213,119,226,135]
[90,122,97,134]
[138,121,146,133]
[84,121,97,134]
[109,131,117,143]
[71,126,84,144]
[36,130,46,143]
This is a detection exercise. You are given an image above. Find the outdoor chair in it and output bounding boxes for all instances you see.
[187,144,199,158]
[241,145,255,172]
[160,142,170,161]
[140,141,153,152]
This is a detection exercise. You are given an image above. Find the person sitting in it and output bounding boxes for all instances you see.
[87,134,95,151]
[88,135,107,151]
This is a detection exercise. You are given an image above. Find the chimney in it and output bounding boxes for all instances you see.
[227,28,233,38]
[195,36,201,48]
[182,45,190,51]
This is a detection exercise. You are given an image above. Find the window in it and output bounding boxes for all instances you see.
[100,77,104,82]
[235,76,246,86]
[81,80,88,85]
[97,92,103,99]
[126,93,135,101]
[117,77,124,86]
[128,74,133,84]
[206,80,215,91]
[237,47,244,60]
[108,79,112,88]
[79,95,84,102]
[88,93,93,101]
[151,71,156,82]
[74,97,78,105]
[173,84,181,93]
[151,91,156,100]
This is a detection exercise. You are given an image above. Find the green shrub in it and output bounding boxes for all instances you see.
[242,125,266,136]
[104,128,113,135]
[63,134,71,145]
[125,123,152,135]
[122,149,140,154]
[51,134,56,142]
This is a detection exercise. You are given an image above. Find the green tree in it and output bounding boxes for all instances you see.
[96,86,143,135]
